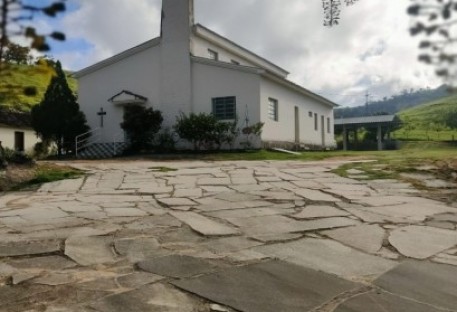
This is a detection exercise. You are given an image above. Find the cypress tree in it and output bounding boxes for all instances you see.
[31,61,89,157]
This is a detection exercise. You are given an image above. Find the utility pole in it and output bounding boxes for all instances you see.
[365,91,371,116]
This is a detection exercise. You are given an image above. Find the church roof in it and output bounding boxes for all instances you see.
[108,90,148,105]
[73,38,161,78]
[193,24,289,78]
[74,24,290,79]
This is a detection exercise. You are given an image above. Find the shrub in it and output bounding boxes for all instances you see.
[174,113,240,151]
[2,147,34,165]
[154,128,177,153]
[241,122,264,149]
[121,105,163,152]
[174,113,219,150]
[33,141,51,159]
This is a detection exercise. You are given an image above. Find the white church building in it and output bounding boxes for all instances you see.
[75,0,337,152]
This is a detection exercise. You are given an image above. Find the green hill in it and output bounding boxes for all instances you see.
[0,64,77,112]
[393,93,457,141]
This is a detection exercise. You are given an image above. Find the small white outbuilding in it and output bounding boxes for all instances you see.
[75,0,337,150]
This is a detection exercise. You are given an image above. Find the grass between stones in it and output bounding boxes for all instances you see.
[0,163,83,192]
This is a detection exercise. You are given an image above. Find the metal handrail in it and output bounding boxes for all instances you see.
[75,127,101,157]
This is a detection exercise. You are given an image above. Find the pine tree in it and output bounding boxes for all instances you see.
[31,61,89,157]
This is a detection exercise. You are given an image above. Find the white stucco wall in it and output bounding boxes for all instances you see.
[191,61,261,148]
[191,35,256,68]
[260,77,335,148]
[77,46,163,143]
[0,126,40,151]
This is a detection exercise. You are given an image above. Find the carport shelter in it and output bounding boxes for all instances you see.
[334,115,399,151]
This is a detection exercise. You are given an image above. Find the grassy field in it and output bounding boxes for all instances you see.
[0,64,77,111]
[393,93,457,141]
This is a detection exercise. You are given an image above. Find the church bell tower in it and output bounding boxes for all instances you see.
[159,0,194,121]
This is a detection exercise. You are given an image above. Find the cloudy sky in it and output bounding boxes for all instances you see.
[25,0,442,107]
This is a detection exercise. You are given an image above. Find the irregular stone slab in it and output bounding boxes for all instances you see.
[170,211,239,236]
[425,220,455,230]
[228,215,359,236]
[65,236,116,266]
[76,277,119,291]
[125,215,182,230]
[341,207,409,224]
[201,186,233,193]
[104,208,148,217]
[322,224,385,254]
[173,188,203,198]
[137,255,216,278]
[358,202,454,222]
[6,255,76,270]
[89,283,206,312]
[250,233,303,243]
[12,272,38,285]
[172,260,360,312]
[114,237,168,262]
[432,213,457,223]
[116,272,164,288]
[0,262,16,281]
[0,240,61,257]
[34,273,76,286]
[433,253,457,266]
[158,198,197,207]
[198,178,231,186]
[205,207,290,220]
[389,226,457,259]
[335,291,444,312]
[375,260,457,311]
[202,237,262,254]
[254,238,396,279]
[214,192,261,202]
[58,203,101,213]
[251,190,300,200]
[291,205,350,219]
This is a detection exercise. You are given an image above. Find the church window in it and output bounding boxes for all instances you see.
[212,96,236,120]
[268,98,278,121]
[208,49,219,60]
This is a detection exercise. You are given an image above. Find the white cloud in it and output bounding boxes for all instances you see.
[51,0,441,107]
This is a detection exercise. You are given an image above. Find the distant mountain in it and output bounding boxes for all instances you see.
[334,85,450,118]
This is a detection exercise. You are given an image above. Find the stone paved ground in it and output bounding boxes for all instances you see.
[1,159,457,312]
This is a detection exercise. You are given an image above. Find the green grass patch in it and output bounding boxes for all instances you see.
[7,164,84,191]
[148,166,178,172]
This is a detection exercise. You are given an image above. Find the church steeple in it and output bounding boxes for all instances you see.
[159,0,194,123]
[160,0,194,42]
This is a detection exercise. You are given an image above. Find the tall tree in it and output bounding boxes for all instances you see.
[408,0,457,88]
[0,0,66,68]
[3,42,30,64]
[0,1,66,101]
[322,0,360,26]
[31,61,88,157]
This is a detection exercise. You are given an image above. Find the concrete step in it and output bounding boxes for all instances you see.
[77,142,127,159]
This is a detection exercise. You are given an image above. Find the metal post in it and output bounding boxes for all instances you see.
[377,124,383,151]
[343,125,348,151]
